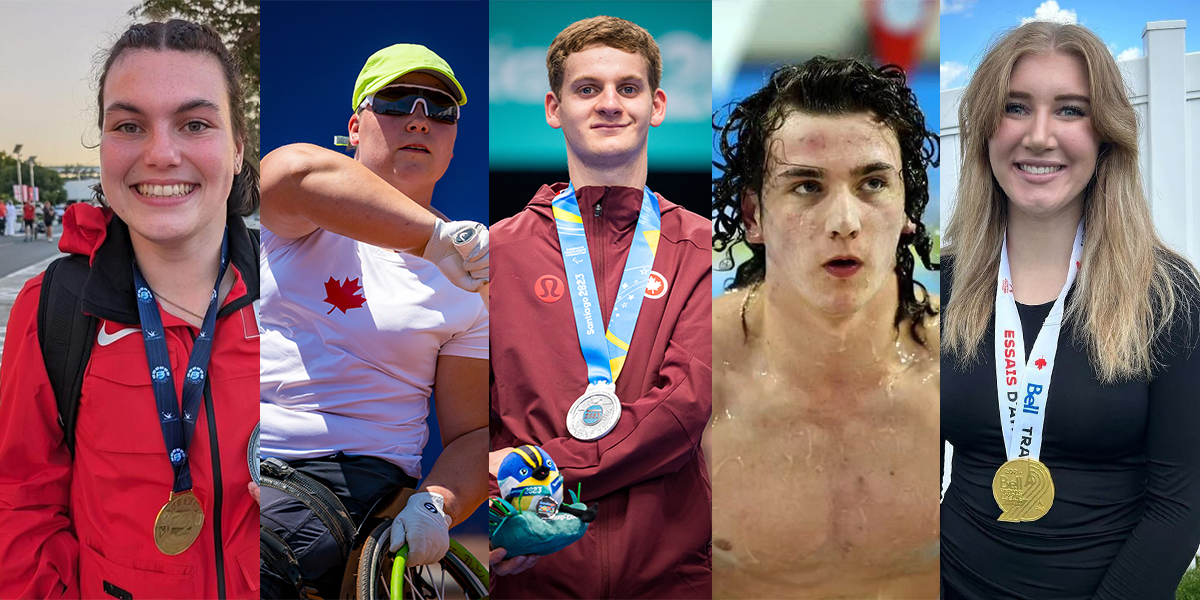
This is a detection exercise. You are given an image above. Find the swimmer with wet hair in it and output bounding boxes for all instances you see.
[709,56,940,599]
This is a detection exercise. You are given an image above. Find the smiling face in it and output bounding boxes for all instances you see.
[745,111,911,316]
[545,44,666,172]
[349,71,457,201]
[988,51,1101,220]
[99,50,243,246]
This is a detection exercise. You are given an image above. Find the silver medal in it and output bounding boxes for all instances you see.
[248,423,260,486]
[566,382,621,440]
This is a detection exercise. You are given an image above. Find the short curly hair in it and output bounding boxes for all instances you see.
[712,56,940,344]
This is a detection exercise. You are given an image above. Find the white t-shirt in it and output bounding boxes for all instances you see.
[259,226,488,478]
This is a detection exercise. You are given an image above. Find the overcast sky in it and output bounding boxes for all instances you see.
[0,0,141,166]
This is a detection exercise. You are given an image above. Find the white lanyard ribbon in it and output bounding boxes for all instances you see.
[993,221,1084,462]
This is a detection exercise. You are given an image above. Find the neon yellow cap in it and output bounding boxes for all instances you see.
[352,44,467,112]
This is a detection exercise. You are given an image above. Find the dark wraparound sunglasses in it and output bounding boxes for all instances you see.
[362,84,460,125]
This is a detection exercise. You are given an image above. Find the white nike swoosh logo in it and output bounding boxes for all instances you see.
[97,323,141,346]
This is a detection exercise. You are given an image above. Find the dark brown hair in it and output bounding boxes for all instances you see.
[713,57,940,344]
[95,19,257,216]
[546,16,662,98]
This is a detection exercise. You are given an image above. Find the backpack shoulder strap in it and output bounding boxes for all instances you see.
[36,254,99,455]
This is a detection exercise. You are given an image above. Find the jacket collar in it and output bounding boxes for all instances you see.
[81,214,259,326]
[532,182,680,229]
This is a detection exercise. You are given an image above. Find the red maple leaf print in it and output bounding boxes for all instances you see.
[1035,357,1047,370]
[323,277,367,314]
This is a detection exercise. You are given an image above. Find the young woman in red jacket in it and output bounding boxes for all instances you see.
[0,19,260,599]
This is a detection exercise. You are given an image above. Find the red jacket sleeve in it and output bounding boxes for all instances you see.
[537,264,713,501]
[0,274,80,599]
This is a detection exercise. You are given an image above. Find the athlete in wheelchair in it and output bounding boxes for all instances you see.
[257,42,490,599]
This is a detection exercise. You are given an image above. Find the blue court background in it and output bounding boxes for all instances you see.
[260,0,490,535]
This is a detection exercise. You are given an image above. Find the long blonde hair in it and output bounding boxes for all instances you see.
[944,21,1197,383]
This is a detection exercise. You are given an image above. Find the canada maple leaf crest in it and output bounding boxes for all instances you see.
[323,277,367,314]
[1035,357,1047,370]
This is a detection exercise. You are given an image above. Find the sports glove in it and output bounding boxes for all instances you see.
[422,219,489,292]
[390,491,453,565]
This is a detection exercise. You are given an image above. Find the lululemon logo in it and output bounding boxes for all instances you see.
[535,274,565,303]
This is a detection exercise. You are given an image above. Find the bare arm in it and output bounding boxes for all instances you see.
[420,355,489,527]
[259,143,437,253]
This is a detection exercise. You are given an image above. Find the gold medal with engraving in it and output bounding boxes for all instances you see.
[153,490,205,555]
[992,458,1055,522]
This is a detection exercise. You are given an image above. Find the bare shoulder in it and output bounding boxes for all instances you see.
[910,289,940,353]
[712,289,751,417]
[712,290,748,355]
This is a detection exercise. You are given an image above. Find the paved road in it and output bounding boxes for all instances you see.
[0,235,68,368]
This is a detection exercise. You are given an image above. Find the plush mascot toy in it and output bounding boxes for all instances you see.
[497,445,563,516]
[490,445,597,557]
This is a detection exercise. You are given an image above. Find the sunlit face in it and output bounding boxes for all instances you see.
[348,71,457,194]
[545,44,666,170]
[100,50,243,246]
[745,112,911,316]
[988,51,1100,220]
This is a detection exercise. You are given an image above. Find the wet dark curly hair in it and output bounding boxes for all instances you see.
[712,56,940,344]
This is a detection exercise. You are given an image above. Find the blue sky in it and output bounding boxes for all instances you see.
[941,0,1200,90]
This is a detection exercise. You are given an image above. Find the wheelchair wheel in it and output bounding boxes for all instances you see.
[357,520,489,600]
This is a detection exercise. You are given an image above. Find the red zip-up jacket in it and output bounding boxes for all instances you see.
[0,204,260,598]
[490,184,712,599]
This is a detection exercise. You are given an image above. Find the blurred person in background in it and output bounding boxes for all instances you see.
[43,199,56,242]
[23,197,35,241]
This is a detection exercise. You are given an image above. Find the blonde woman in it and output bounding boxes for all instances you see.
[940,21,1200,600]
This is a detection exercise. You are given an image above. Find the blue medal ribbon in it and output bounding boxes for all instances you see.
[552,184,661,385]
[132,228,229,494]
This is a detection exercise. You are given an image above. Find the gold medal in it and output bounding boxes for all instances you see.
[992,458,1055,522]
[153,490,205,555]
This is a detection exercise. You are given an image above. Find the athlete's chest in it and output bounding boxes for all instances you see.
[711,372,940,592]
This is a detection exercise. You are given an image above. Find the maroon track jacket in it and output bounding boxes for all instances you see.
[490,184,712,599]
